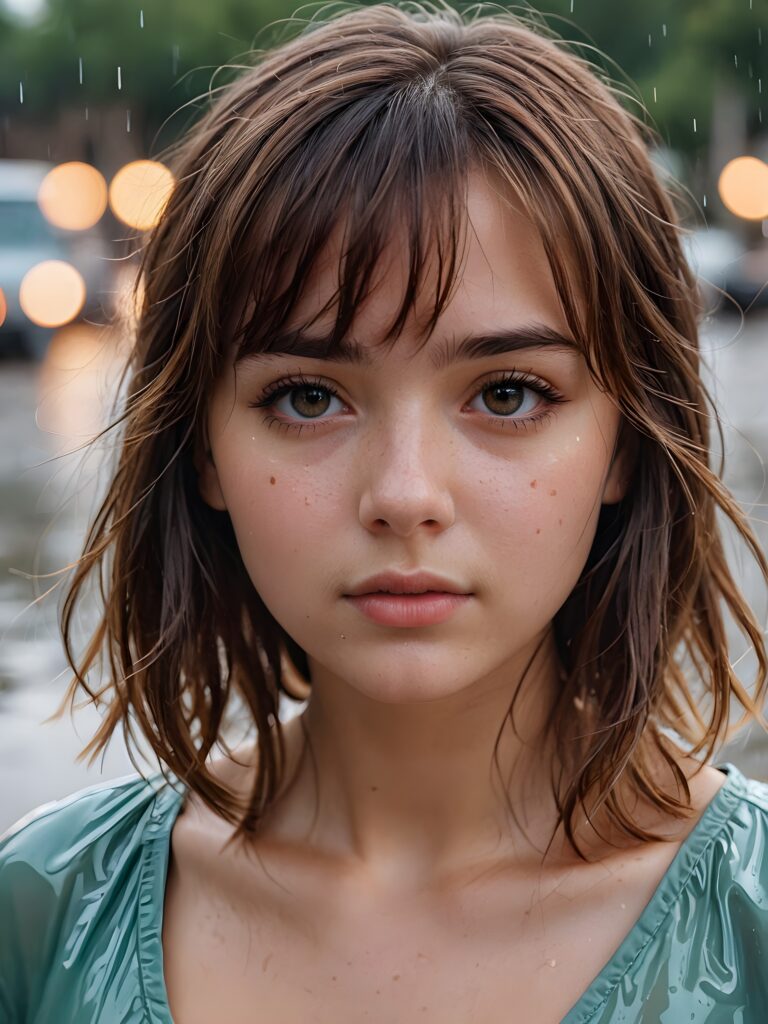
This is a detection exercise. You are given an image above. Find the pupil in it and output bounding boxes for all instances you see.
[485,384,523,415]
[292,386,329,417]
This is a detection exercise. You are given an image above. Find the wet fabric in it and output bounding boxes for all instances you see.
[0,762,766,1023]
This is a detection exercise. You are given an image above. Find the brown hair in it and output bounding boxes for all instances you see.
[55,0,768,856]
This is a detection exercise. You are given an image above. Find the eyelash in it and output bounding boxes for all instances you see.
[247,371,567,436]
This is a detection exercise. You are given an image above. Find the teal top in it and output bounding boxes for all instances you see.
[0,762,766,1023]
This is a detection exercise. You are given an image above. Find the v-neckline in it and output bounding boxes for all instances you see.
[136,762,745,1023]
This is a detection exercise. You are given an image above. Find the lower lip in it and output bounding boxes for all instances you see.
[344,592,471,627]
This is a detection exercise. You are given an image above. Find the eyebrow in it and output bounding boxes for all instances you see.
[237,322,580,371]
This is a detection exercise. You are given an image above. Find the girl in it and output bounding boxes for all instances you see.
[2,2,767,1021]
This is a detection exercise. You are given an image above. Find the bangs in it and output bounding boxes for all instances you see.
[221,75,477,365]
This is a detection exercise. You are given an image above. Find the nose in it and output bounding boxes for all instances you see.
[357,407,456,537]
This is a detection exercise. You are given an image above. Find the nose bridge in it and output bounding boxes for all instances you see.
[358,396,454,534]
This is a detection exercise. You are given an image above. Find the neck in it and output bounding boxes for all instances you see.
[265,630,575,890]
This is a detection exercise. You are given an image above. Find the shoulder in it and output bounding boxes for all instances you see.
[673,763,768,966]
[706,762,768,886]
[0,770,184,1022]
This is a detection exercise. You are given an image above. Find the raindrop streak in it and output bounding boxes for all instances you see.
[18,82,23,104]
[653,86,657,103]
[648,33,652,47]
[126,109,131,133]
[760,28,763,45]
[734,54,739,69]
[693,117,697,133]
[703,195,707,208]
[140,9,144,28]
[85,106,89,121]
[117,66,122,90]
[78,57,83,84]
[760,78,763,94]
[570,0,573,11]
[662,23,667,38]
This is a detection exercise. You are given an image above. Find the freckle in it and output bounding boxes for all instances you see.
[393,974,400,981]
[376,989,381,995]
[331,976,337,982]
[558,518,563,525]
[269,476,276,485]
[536,529,541,535]
[549,489,557,496]
[305,497,310,506]
[530,479,537,488]
[370,785,378,791]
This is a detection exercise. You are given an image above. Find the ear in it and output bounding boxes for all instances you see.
[192,426,228,511]
[601,421,635,506]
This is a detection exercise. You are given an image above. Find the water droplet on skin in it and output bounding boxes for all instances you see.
[339,633,346,640]
[575,435,581,442]
[620,902,626,909]
[547,958,557,968]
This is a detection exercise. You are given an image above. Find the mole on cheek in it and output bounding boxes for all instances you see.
[270,476,276,485]
[530,480,537,489]
[549,489,557,496]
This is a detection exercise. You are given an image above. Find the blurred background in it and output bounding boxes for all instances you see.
[2,0,768,831]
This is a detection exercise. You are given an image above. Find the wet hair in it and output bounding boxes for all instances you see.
[56,0,768,856]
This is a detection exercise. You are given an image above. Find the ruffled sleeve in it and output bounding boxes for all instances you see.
[0,771,183,1024]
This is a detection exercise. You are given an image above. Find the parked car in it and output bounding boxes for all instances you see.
[0,159,113,359]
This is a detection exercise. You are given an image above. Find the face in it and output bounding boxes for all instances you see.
[197,168,628,704]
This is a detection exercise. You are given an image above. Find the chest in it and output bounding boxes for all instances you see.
[160,845,676,1024]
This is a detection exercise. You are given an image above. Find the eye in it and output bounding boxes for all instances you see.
[467,373,564,422]
[248,375,345,422]
[470,380,539,417]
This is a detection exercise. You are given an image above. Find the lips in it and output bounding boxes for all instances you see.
[345,570,471,597]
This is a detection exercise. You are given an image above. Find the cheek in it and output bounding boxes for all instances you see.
[217,455,342,605]
[472,440,609,606]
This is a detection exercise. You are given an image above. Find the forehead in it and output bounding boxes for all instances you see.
[299,169,569,350]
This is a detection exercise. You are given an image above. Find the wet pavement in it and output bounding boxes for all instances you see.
[1,312,767,832]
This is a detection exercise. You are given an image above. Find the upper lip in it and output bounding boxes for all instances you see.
[345,571,471,597]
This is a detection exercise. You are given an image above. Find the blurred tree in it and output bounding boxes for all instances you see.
[0,0,766,169]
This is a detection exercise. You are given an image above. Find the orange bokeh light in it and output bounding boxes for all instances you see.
[37,161,108,231]
[108,160,174,231]
[718,156,768,220]
[0,287,6,328]
[19,260,86,328]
